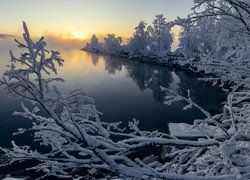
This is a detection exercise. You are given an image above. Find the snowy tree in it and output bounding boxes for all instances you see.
[178,0,250,87]
[83,34,102,52]
[103,33,123,55]
[147,14,173,57]
[191,0,250,35]
[178,0,250,57]
[83,33,123,56]
[128,21,150,57]
[179,16,218,58]
[83,15,173,59]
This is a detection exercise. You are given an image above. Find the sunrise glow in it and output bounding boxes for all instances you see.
[70,31,88,40]
[61,30,88,40]
[0,0,193,40]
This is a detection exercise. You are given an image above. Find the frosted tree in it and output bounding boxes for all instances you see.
[178,0,250,88]
[83,33,123,56]
[191,0,250,35]
[128,21,150,57]
[179,16,218,58]
[90,34,99,47]
[181,0,250,55]
[83,15,174,58]
[147,14,173,57]
[103,33,123,55]
[83,34,102,52]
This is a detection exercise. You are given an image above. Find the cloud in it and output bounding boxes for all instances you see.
[31,31,88,51]
[44,35,87,51]
[0,34,15,39]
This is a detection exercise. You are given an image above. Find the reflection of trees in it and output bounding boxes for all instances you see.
[103,55,173,102]
[90,53,225,110]
[89,53,122,74]
[126,64,172,102]
[89,53,99,66]
[175,71,225,110]
[103,55,122,74]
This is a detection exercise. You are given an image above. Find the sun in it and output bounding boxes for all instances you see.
[69,30,87,40]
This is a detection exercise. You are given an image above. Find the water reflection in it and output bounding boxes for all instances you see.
[0,49,226,149]
[89,52,225,110]
[103,55,123,74]
[89,53,99,66]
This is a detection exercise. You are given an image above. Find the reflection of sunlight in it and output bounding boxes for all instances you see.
[54,50,126,90]
[61,50,91,68]
[58,50,106,79]
[72,51,103,67]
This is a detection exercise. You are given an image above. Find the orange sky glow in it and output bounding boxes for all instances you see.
[0,0,192,50]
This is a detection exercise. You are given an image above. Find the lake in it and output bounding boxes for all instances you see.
[0,44,226,149]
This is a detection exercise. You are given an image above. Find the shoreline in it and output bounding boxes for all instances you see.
[81,49,231,89]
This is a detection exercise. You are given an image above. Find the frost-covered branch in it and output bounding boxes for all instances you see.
[161,87,250,178]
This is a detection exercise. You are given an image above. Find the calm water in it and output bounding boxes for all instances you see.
[0,42,226,149]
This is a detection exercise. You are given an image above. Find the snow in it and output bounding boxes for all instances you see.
[169,123,234,138]
[3,177,27,180]
[1,1,250,179]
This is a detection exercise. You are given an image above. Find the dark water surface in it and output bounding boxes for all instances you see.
[0,48,226,149]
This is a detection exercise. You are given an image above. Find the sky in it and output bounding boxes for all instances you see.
[0,0,192,36]
[0,0,194,48]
